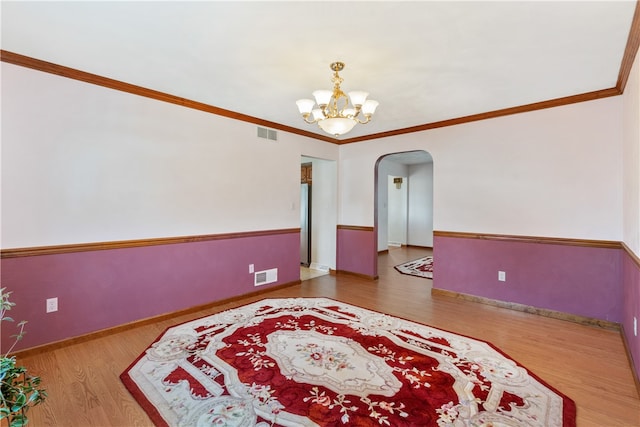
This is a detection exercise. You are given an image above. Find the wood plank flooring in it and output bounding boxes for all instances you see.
[12,247,640,426]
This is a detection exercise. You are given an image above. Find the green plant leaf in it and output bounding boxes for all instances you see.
[27,391,40,404]
[0,289,46,426]
[9,413,28,427]
[12,392,26,409]
[1,300,16,310]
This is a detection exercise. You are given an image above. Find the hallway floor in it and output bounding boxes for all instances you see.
[300,265,329,281]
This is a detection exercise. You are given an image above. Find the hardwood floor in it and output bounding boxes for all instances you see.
[14,247,640,426]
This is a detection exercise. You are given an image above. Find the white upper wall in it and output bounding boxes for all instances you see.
[1,63,339,248]
[1,60,628,247]
[408,162,434,247]
[339,96,624,241]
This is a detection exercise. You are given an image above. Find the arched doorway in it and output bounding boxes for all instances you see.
[375,151,434,276]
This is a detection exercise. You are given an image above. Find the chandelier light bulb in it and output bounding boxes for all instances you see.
[312,90,332,107]
[296,99,315,115]
[362,100,379,116]
[348,91,369,107]
[312,109,325,121]
[296,62,378,137]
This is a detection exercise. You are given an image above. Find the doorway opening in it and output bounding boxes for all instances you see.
[300,156,337,281]
[300,162,312,267]
[375,151,434,277]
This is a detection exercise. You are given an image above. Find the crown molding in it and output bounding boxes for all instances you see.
[617,0,640,92]
[2,0,638,146]
[338,88,622,144]
[0,50,339,144]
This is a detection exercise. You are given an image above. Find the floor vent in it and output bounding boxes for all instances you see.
[257,127,277,141]
[254,268,278,286]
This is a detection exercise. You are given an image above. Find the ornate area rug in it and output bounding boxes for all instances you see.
[394,256,434,279]
[121,298,576,426]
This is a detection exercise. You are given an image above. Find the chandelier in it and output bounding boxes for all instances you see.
[296,62,379,137]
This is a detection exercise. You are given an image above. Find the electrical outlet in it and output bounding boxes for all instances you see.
[46,297,58,313]
[249,264,254,274]
[498,271,506,282]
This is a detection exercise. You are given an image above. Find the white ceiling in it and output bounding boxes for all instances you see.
[1,1,637,142]
[384,151,433,165]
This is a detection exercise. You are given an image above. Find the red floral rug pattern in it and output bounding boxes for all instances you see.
[394,256,434,279]
[121,298,576,426]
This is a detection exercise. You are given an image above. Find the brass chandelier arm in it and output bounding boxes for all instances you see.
[354,115,373,124]
[303,114,368,125]
[301,113,318,124]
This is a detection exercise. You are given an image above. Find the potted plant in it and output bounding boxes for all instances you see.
[0,288,47,427]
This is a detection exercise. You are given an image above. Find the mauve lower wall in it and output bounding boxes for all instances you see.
[433,235,623,323]
[336,227,377,278]
[622,250,640,382]
[0,231,300,352]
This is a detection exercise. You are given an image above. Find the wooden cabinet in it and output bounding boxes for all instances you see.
[301,163,312,184]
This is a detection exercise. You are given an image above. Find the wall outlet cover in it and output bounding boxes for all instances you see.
[46,297,58,313]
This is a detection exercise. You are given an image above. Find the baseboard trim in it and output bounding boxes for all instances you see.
[406,245,433,250]
[431,288,620,330]
[334,269,378,281]
[308,262,331,272]
[620,324,640,398]
[11,279,301,358]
